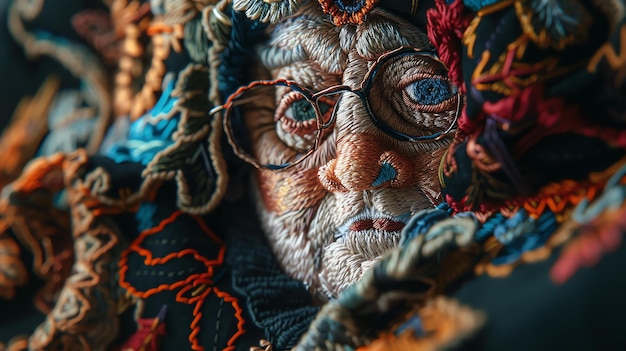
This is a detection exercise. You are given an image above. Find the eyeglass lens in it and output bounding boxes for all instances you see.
[358,51,459,141]
[225,83,325,170]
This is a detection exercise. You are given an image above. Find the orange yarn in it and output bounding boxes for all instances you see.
[118,210,245,351]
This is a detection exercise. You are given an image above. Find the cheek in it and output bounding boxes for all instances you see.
[410,148,448,204]
[255,168,328,216]
[246,108,279,156]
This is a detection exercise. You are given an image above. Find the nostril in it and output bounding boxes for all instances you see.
[371,162,397,187]
[319,150,414,191]
[378,151,414,188]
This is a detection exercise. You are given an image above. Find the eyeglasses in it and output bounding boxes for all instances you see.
[210,46,461,171]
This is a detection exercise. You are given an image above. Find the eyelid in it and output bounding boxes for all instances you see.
[397,72,449,89]
[275,90,307,122]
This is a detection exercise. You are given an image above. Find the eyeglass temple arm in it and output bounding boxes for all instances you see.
[209,95,263,116]
[209,105,225,116]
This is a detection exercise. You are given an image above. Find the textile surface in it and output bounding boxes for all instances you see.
[0,0,625,350]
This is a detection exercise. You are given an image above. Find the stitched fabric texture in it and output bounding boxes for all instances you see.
[0,0,625,350]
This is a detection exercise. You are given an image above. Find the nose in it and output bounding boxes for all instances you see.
[318,133,414,192]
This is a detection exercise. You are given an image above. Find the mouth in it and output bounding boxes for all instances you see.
[336,208,411,238]
[334,208,410,259]
[348,218,406,232]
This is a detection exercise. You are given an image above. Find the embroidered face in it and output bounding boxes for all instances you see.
[228,7,460,299]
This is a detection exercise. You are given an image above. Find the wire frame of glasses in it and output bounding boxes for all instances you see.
[214,47,461,171]
[360,47,460,143]
[219,80,331,170]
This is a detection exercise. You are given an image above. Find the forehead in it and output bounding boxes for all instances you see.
[259,7,430,74]
[350,9,431,60]
[260,10,345,74]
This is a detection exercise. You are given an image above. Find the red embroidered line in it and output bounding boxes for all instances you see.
[120,272,211,299]
[521,185,598,220]
[133,247,222,269]
[173,282,246,351]
[213,287,246,351]
[189,297,205,351]
[119,210,226,299]
[118,209,245,350]
[176,278,212,351]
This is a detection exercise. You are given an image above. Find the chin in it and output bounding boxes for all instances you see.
[317,241,392,299]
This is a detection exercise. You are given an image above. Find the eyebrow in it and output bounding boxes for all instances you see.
[352,10,432,60]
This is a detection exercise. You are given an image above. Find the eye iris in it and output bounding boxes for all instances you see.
[290,100,317,121]
[409,78,452,105]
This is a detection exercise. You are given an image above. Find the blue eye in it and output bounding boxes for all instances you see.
[284,100,331,122]
[286,100,317,121]
[406,78,455,105]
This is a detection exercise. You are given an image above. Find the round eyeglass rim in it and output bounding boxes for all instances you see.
[215,80,326,170]
[210,45,462,171]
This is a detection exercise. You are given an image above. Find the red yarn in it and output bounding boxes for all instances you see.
[456,106,482,135]
[551,209,625,285]
[121,306,167,351]
[427,0,471,92]
[483,85,542,124]
[445,193,494,214]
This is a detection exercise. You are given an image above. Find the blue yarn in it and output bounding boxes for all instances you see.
[474,213,506,242]
[571,163,626,223]
[606,163,626,188]
[106,78,179,165]
[395,315,426,338]
[424,211,478,242]
[436,202,452,212]
[216,9,269,169]
[334,0,366,13]
[493,210,527,245]
[228,229,319,349]
[372,162,397,187]
[135,203,158,233]
[463,0,503,11]
[491,211,558,266]
[217,9,269,99]
[400,207,451,246]
[149,81,177,117]
[406,78,453,105]
[52,190,68,210]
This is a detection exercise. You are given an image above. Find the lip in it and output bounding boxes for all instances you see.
[335,208,410,240]
[349,218,406,232]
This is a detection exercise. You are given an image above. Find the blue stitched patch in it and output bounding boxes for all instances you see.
[106,79,179,165]
[372,162,397,187]
[463,0,504,11]
[395,315,426,337]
